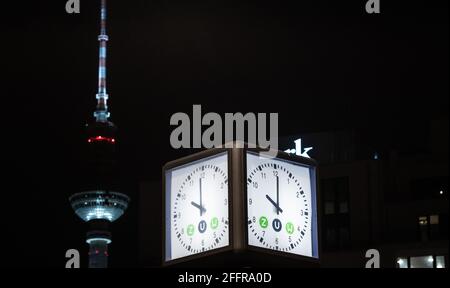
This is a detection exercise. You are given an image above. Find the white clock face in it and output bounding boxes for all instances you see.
[246,152,318,258]
[165,152,229,261]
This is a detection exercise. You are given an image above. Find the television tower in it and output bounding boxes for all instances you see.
[69,0,130,268]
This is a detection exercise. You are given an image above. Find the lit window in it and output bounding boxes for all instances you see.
[410,256,434,268]
[397,255,446,268]
[418,216,429,241]
[436,256,445,268]
[373,152,379,160]
[396,257,408,268]
[430,215,439,225]
[418,216,428,226]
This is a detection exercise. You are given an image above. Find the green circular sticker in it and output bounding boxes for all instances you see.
[286,222,294,234]
[187,224,195,236]
[211,217,219,229]
[259,216,268,229]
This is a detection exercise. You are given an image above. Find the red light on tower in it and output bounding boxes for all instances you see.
[88,136,116,144]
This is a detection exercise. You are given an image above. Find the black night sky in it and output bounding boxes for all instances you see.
[1,0,448,267]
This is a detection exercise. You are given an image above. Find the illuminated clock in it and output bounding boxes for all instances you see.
[246,151,318,258]
[162,147,319,266]
[164,151,230,262]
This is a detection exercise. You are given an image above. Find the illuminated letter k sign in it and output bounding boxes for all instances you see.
[284,139,313,158]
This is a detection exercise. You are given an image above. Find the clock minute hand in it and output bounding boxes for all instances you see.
[265,194,283,214]
[199,178,203,216]
[276,175,280,214]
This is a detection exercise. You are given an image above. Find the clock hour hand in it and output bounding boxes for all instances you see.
[265,195,283,214]
[191,201,206,214]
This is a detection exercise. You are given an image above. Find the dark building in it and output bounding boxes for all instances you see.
[287,117,448,268]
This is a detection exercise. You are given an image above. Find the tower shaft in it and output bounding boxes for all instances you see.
[86,228,112,268]
[88,239,109,268]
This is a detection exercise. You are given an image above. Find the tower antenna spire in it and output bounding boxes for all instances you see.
[94,0,110,122]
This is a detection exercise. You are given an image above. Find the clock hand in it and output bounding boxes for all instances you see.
[199,178,203,216]
[276,175,280,215]
[191,201,207,214]
[265,194,283,214]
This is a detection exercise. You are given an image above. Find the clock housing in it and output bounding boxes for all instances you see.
[162,146,320,266]
[245,150,319,260]
[163,149,233,265]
